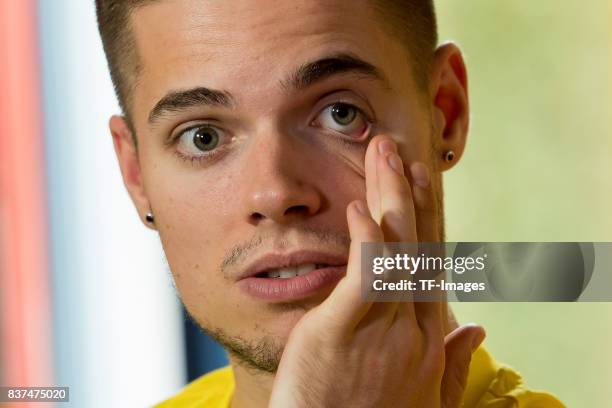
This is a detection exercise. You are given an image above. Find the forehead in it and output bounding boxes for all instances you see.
[129,0,410,120]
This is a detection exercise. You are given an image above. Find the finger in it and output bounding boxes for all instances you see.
[320,200,383,334]
[441,324,486,408]
[374,138,420,324]
[412,301,444,346]
[409,161,439,243]
[377,146,417,242]
[365,135,387,223]
[408,162,445,343]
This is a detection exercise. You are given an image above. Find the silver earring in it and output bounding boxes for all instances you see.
[145,212,155,224]
[444,150,455,163]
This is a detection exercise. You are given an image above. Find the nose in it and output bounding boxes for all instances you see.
[242,132,322,226]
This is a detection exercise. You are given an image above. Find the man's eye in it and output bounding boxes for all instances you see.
[177,125,223,155]
[313,102,369,138]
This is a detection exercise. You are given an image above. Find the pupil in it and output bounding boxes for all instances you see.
[331,104,355,125]
[335,105,348,118]
[193,127,219,151]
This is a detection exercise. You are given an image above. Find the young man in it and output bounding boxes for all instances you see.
[96,0,565,406]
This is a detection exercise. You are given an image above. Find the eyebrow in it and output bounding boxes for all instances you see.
[148,87,234,123]
[148,53,387,124]
[284,52,388,90]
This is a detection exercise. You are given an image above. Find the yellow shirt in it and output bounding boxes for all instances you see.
[155,347,565,407]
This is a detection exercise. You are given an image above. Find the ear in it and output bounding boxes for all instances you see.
[429,42,469,171]
[109,115,156,230]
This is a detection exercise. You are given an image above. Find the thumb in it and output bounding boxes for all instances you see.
[441,324,486,408]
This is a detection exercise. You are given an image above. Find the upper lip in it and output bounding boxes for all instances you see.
[239,250,348,280]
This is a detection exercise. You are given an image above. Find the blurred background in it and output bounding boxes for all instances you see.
[439,2,612,407]
[0,0,610,407]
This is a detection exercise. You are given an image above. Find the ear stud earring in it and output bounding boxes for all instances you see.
[145,212,155,224]
[444,150,455,163]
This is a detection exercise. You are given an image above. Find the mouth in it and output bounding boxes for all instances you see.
[255,263,333,279]
[237,251,348,302]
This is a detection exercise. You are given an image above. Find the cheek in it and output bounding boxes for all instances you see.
[328,150,367,201]
[390,107,433,163]
[304,138,368,215]
[306,132,368,191]
[152,177,237,329]
[144,163,235,288]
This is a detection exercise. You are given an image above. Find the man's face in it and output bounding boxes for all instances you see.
[127,0,436,369]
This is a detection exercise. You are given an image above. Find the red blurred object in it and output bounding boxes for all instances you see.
[0,0,54,404]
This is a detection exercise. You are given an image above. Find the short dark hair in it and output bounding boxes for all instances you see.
[372,0,438,89]
[96,0,437,127]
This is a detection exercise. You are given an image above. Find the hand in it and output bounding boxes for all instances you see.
[269,135,486,408]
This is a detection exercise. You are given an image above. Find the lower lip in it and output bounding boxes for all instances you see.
[238,265,347,302]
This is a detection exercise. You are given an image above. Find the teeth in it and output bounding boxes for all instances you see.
[298,263,316,276]
[265,267,296,278]
[278,268,297,278]
[264,263,317,278]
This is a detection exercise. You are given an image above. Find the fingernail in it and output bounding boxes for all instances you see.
[471,329,486,352]
[387,152,404,175]
[354,200,369,215]
[410,162,430,188]
[378,140,396,155]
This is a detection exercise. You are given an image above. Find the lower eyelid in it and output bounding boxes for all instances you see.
[174,144,227,166]
[324,121,372,143]
[358,122,374,141]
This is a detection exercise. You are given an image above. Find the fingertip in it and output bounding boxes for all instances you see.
[347,200,369,231]
[370,134,397,155]
[410,162,431,189]
[466,324,486,352]
[386,152,405,176]
[353,199,370,216]
[378,139,397,155]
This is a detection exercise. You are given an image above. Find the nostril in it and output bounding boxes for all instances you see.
[250,212,265,222]
[284,205,310,216]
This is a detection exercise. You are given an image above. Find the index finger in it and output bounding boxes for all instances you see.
[318,200,383,334]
